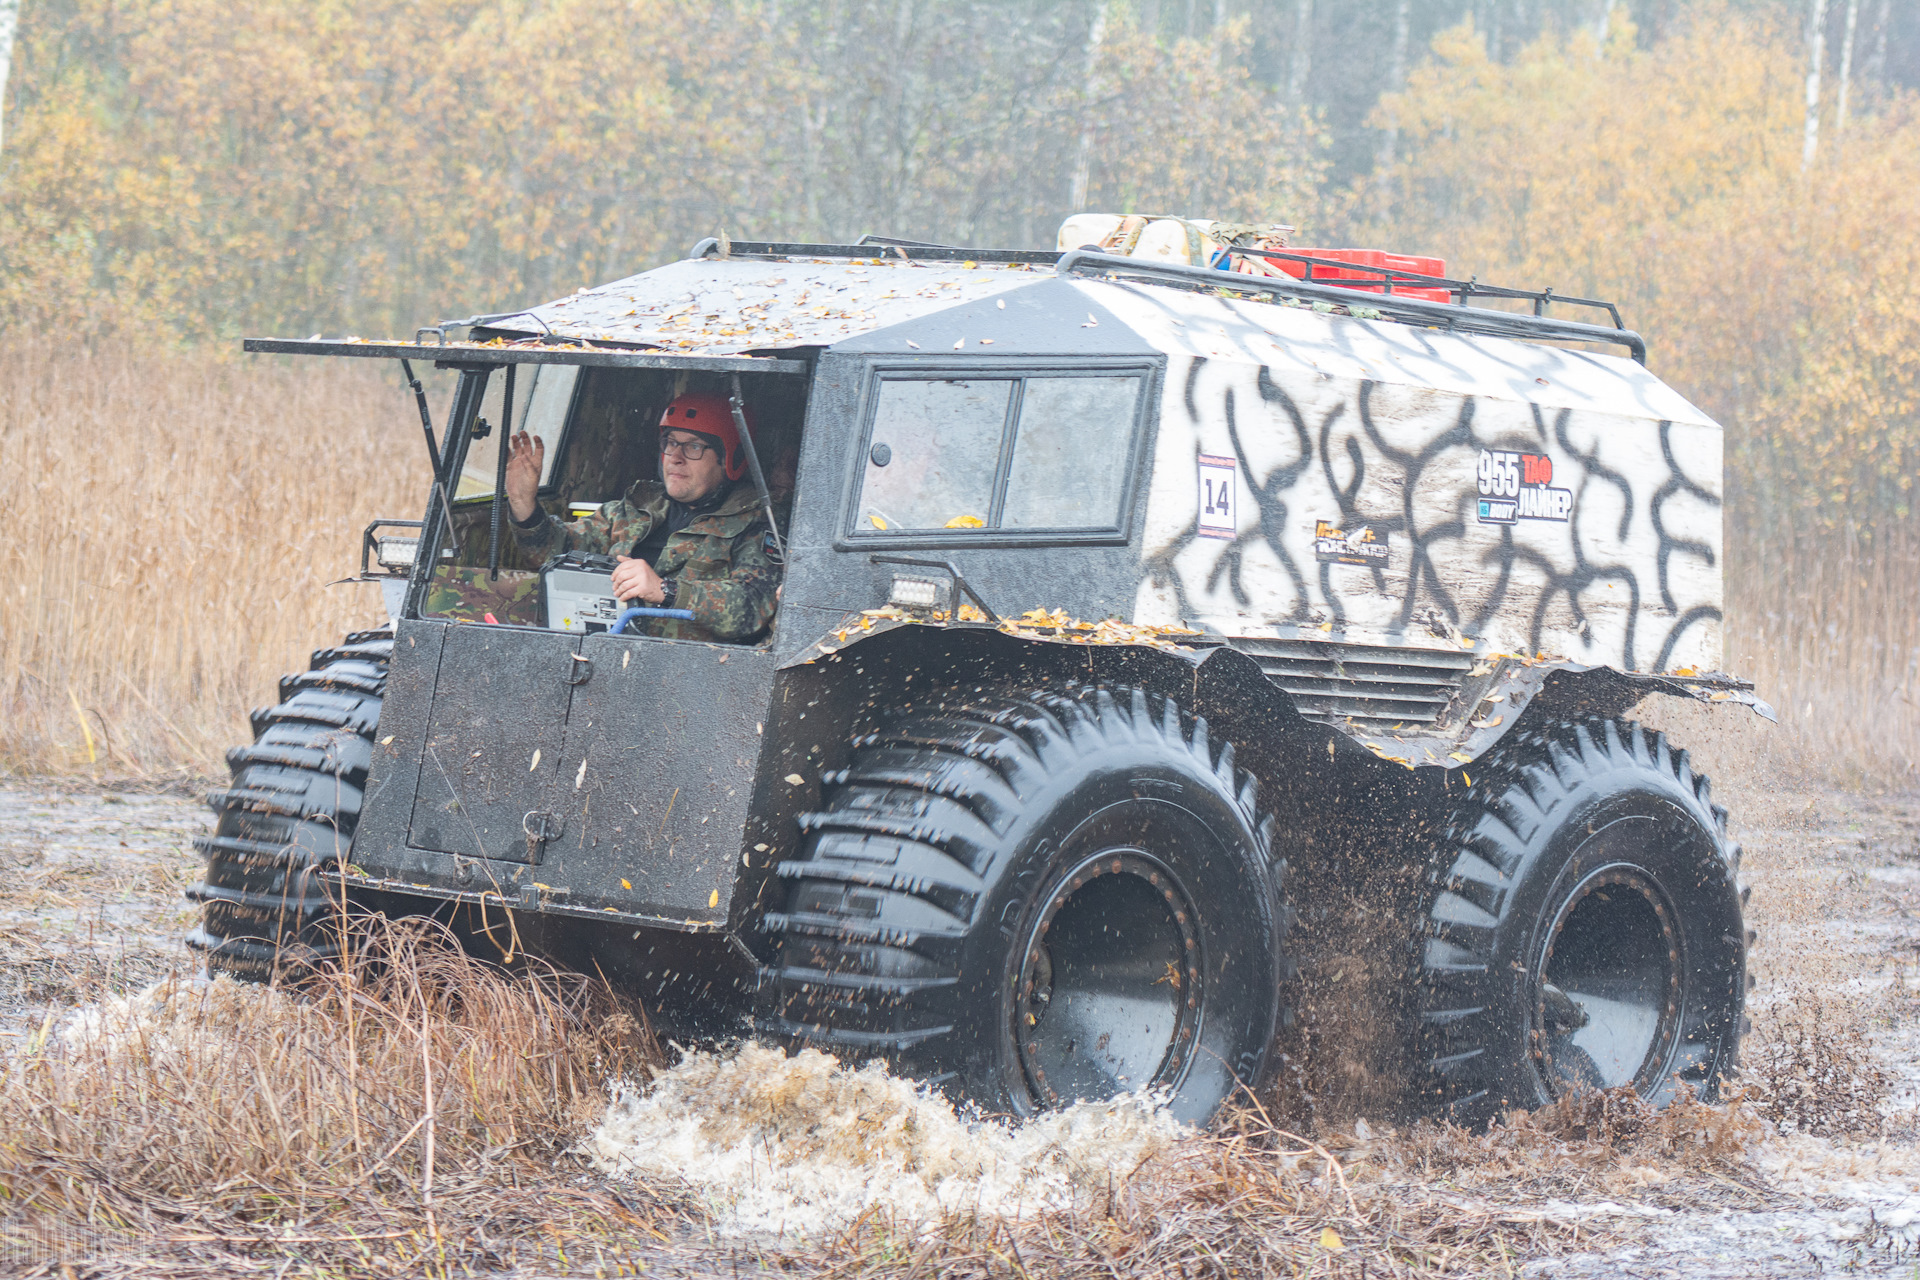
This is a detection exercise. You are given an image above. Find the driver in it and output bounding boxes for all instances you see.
[504,391,780,643]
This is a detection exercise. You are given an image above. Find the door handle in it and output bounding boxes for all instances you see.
[522,809,564,863]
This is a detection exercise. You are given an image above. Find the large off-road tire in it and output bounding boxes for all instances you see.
[1414,719,1748,1128]
[185,630,390,981]
[764,684,1295,1125]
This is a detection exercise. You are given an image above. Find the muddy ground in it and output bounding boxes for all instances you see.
[2,718,1917,1277]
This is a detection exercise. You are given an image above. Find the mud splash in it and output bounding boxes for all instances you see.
[584,1042,1188,1239]
[56,972,283,1055]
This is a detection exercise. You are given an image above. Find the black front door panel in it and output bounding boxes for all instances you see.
[408,625,582,862]
[543,634,777,921]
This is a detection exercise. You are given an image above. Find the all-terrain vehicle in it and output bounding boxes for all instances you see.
[191,231,1770,1127]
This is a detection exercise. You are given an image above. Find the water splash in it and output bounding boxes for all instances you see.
[57,973,275,1056]
[583,1042,1188,1240]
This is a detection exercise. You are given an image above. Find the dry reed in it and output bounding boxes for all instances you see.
[0,913,671,1275]
[0,336,432,777]
[1727,520,1920,786]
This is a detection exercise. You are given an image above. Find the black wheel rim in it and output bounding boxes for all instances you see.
[1014,850,1203,1107]
[1534,856,1683,1095]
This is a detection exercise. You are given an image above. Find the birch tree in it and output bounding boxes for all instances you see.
[1373,0,1413,215]
[1069,0,1108,212]
[1835,0,1858,137]
[0,0,20,163]
[1803,0,1828,168]
[1287,0,1312,103]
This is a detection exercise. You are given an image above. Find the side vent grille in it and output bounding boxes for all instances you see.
[1227,637,1475,730]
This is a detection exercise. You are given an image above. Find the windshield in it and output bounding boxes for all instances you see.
[456,363,581,499]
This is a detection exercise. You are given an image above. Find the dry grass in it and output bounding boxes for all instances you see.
[0,914,674,1276]
[788,1091,1771,1280]
[1727,522,1920,786]
[0,337,431,778]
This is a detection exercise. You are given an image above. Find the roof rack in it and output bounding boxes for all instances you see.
[688,236,1060,266]
[1232,247,1627,330]
[677,235,1647,363]
[1055,249,1647,364]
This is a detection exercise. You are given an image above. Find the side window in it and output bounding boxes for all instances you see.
[852,370,1145,540]
[456,364,581,499]
[1001,376,1139,528]
[859,379,1012,532]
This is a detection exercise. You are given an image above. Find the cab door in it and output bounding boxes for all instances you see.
[406,624,583,863]
[534,630,778,922]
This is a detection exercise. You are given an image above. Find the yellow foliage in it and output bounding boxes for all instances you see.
[1367,7,1920,533]
[0,2,1321,343]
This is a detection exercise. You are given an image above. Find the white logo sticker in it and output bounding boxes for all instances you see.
[1475,449,1572,524]
[1198,454,1237,539]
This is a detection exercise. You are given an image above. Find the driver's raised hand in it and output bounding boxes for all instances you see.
[504,431,545,522]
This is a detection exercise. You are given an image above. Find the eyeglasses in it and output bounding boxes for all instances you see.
[660,434,717,460]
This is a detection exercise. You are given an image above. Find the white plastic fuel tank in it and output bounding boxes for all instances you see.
[1132,218,1220,266]
[1056,213,1123,251]
[1056,214,1224,265]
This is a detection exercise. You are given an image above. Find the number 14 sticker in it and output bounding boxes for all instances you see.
[1198,454,1237,539]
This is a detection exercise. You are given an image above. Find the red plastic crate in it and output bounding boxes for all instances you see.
[1270,248,1451,303]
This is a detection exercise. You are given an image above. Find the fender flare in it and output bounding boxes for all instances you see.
[781,617,1773,778]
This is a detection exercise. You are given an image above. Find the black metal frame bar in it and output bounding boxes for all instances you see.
[1055,250,1648,364]
[404,368,490,620]
[1228,247,1627,329]
[688,237,1060,266]
[675,235,1644,360]
[244,337,808,375]
[728,373,787,561]
[488,364,514,580]
[398,359,441,478]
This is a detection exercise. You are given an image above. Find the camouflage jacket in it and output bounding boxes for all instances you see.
[511,480,780,643]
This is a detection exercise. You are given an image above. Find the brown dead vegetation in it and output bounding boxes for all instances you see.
[0,914,675,1276]
[791,1089,1773,1280]
[0,817,1898,1278]
[0,337,425,779]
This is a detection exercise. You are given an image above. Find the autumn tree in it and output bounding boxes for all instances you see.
[1363,9,1919,540]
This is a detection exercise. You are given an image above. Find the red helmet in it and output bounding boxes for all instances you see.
[659,392,755,482]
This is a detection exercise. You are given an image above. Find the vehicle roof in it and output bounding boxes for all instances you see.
[507,257,1042,354]
[496,256,1712,427]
